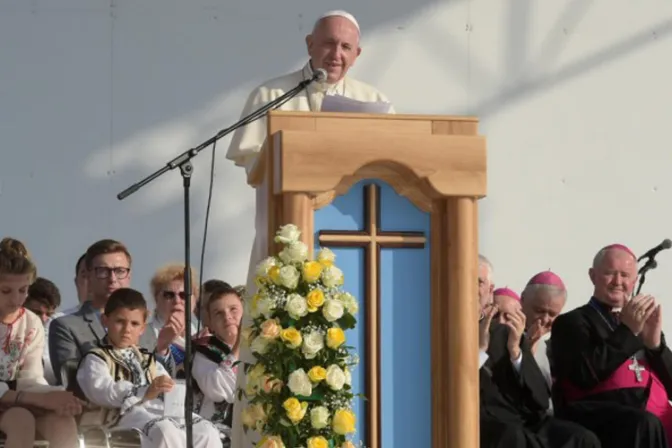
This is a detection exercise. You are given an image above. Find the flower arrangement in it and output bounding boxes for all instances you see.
[239,224,361,448]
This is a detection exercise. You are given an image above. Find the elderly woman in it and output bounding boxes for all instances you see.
[149,263,200,378]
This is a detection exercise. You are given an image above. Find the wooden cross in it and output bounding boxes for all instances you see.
[318,183,427,448]
[629,358,645,382]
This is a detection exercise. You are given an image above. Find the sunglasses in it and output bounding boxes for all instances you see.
[162,290,187,301]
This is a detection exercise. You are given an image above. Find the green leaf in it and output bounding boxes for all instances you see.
[338,313,356,330]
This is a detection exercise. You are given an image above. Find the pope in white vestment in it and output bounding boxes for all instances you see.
[225,10,394,448]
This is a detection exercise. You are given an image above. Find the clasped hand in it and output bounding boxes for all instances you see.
[503,310,526,360]
[620,294,662,348]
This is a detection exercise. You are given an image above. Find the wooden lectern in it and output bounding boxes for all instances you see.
[248,110,487,448]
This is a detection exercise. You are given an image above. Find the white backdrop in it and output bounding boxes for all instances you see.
[2,0,672,329]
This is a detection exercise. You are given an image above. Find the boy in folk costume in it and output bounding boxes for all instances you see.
[76,288,220,448]
[192,285,243,441]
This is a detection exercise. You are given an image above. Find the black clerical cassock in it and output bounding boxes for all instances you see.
[550,298,672,448]
[480,322,599,448]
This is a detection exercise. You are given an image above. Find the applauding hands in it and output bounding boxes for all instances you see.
[479,304,498,351]
[621,294,663,349]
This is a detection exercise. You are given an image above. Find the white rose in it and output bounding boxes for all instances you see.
[301,331,324,359]
[322,299,344,322]
[256,256,277,277]
[316,248,336,265]
[287,368,313,396]
[250,336,270,355]
[278,265,300,290]
[285,294,308,319]
[321,266,344,288]
[310,406,330,429]
[325,364,346,391]
[256,297,275,319]
[344,367,352,386]
[338,292,359,315]
[275,224,301,244]
[346,296,359,315]
[279,241,309,264]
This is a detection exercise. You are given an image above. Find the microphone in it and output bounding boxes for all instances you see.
[312,68,328,82]
[639,259,657,275]
[637,239,672,262]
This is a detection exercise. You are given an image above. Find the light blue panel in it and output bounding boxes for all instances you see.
[314,181,367,442]
[379,182,432,448]
[314,179,432,447]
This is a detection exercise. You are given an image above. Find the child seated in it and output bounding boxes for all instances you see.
[76,288,220,448]
[0,238,81,448]
[192,285,242,439]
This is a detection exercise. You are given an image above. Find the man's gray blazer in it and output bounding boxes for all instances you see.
[48,300,160,384]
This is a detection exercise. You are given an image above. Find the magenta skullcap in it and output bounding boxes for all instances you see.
[526,271,566,290]
[493,287,520,301]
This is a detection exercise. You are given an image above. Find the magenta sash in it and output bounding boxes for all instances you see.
[561,359,672,441]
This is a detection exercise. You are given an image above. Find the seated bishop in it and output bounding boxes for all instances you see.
[493,287,521,324]
[479,302,600,448]
[550,244,672,448]
[521,271,568,391]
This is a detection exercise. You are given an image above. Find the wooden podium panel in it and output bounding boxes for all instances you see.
[248,111,486,448]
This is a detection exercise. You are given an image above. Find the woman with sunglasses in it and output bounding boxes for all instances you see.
[149,264,200,378]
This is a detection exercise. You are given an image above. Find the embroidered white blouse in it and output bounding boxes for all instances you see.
[0,308,57,397]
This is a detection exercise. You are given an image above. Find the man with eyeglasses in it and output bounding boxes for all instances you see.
[48,239,172,384]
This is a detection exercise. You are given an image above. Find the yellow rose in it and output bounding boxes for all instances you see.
[259,318,281,340]
[307,436,329,448]
[333,409,356,434]
[249,363,266,380]
[341,442,356,448]
[241,406,255,428]
[280,327,303,349]
[306,289,325,312]
[249,294,260,318]
[326,327,346,349]
[302,261,323,283]
[307,366,327,382]
[258,435,285,448]
[268,265,281,284]
[317,248,335,267]
[282,397,308,424]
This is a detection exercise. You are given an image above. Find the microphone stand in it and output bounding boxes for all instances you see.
[636,257,658,296]
[116,74,319,448]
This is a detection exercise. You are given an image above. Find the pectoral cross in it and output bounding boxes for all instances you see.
[629,358,645,382]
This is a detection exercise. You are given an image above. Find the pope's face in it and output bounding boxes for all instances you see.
[306,17,362,83]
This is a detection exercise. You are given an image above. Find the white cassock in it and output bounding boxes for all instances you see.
[226,61,394,448]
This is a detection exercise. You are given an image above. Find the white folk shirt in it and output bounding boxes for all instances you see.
[77,350,220,448]
[226,62,393,448]
[192,351,238,430]
[0,308,59,395]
